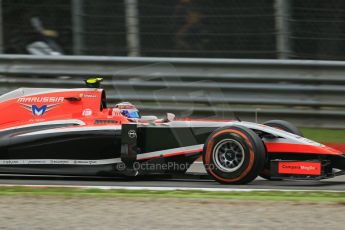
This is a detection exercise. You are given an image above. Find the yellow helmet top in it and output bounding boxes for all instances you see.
[86,77,103,84]
[85,77,104,88]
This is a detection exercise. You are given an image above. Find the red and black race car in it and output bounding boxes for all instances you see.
[0,78,344,184]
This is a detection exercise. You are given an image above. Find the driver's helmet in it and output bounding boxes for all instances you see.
[115,102,140,119]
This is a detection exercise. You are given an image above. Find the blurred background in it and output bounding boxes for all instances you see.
[2,0,345,59]
[0,0,345,129]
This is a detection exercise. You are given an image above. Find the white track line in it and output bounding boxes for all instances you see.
[0,184,344,193]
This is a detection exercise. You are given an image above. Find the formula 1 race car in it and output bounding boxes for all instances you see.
[0,78,344,184]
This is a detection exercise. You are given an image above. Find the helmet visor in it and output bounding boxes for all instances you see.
[128,111,140,118]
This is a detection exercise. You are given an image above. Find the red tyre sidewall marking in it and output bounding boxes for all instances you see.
[204,129,255,183]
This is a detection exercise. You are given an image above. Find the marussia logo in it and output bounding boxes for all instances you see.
[19,103,61,116]
[17,97,64,116]
[17,97,64,103]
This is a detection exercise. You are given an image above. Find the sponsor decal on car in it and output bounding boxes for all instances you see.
[19,103,62,116]
[82,108,93,117]
[128,129,137,139]
[17,97,64,103]
[94,120,118,124]
[80,94,97,98]
[278,161,321,175]
[0,158,121,165]
[17,97,64,116]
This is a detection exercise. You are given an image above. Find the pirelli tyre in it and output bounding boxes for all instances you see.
[202,125,266,185]
[260,120,303,180]
[264,120,303,137]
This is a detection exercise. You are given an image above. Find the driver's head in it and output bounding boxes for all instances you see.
[115,102,140,119]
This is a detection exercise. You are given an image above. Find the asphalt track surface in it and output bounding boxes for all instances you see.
[0,162,344,191]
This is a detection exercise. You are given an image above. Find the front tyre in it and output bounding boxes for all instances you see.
[202,126,266,184]
[263,120,303,137]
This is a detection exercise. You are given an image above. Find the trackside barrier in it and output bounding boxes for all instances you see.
[0,55,344,128]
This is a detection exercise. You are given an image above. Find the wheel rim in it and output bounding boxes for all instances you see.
[212,139,245,173]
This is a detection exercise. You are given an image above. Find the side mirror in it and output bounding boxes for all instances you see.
[163,113,175,122]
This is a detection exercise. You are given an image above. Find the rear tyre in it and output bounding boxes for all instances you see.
[202,125,266,184]
[260,120,303,180]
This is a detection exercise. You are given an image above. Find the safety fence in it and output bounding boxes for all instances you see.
[0,55,344,128]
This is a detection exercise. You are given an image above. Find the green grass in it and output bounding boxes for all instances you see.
[301,128,345,143]
[0,186,344,203]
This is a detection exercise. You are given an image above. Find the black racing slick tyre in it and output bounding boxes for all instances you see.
[202,126,266,185]
[263,120,303,137]
[260,120,303,180]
